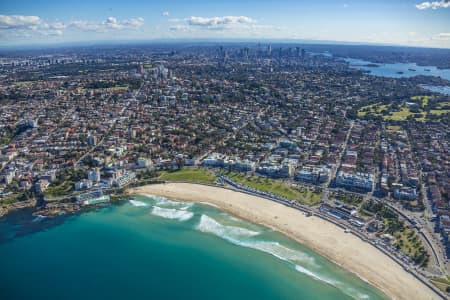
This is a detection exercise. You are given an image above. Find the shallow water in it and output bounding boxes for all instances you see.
[0,194,388,300]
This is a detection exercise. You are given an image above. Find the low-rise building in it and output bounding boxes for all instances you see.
[393,186,418,201]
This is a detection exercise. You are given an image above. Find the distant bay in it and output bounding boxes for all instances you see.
[344,57,450,81]
[0,194,388,300]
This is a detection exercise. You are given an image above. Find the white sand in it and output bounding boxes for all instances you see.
[129,183,441,300]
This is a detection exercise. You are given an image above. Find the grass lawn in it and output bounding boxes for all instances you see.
[393,228,429,266]
[384,106,426,121]
[357,96,449,122]
[431,276,450,293]
[411,95,432,108]
[387,125,402,131]
[158,168,217,184]
[0,193,22,205]
[44,181,73,197]
[225,172,321,205]
[437,101,450,109]
[357,103,388,118]
[109,86,129,91]
[429,109,450,116]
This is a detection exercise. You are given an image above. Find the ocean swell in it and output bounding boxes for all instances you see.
[295,265,370,300]
[151,206,194,222]
[196,214,371,299]
[144,194,193,209]
[196,215,316,267]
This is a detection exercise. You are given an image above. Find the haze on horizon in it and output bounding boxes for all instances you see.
[0,0,450,48]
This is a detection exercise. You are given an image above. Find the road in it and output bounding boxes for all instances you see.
[74,82,145,167]
[195,105,270,164]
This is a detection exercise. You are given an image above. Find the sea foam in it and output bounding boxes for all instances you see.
[129,200,149,207]
[151,206,194,222]
[196,215,317,267]
[32,215,47,222]
[144,194,193,209]
[243,240,317,267]
[197,214,260,240]
[295,265,371,300]
[295,264,338,285]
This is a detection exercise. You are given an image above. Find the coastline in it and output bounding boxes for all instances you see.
[129,182,441,300]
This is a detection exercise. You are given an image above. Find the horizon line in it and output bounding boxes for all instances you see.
[1,38,450,52]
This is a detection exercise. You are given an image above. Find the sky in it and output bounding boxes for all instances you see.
[0,0,450,48]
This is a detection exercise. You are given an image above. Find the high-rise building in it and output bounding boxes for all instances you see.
[137,64,145,74]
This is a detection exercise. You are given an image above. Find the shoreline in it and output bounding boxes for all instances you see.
[129,182,441,300]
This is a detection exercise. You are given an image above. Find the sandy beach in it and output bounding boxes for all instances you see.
[129,183,440,300]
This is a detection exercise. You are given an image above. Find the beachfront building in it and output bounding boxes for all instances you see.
[81,194,110,206]
[202,153,226,168]
[137,157,153,169]
[296,165,329,184]
[223,158,256,172]
[113,171,136,187]
[256,160,294,178]
[335,171,373,192]
[75,179,93,191]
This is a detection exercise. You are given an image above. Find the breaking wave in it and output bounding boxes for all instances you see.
[151,206,194,222]
[196,215,315,267]
[295,264,337,285]
[144,194,193,209]
[129,200,149,207]
[32,215,47,222]
[197,214,260,240]
[243,240,317,267]
[295,265,370,300]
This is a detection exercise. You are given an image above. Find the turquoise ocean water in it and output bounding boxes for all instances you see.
[0,194,389,300]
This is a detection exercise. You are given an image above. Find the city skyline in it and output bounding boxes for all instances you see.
[1,0,450,48]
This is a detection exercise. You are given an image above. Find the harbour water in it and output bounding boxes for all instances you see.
[344,57,450,81]
[0,194,388,300]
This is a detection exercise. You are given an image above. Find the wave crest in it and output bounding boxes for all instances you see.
[197,214,260,240]
[151,206,194,222]
[295,265,371,299]
[129,200,149,207]
[143,194,193,209]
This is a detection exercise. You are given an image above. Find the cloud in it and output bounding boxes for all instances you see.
[438,33,450,40]
[70,17,144,32]
[187,16,255,29]
[0,15,41,29]
[0,15,66,36]
[0,14,144,39]
[416,0,450,9]
[162,11,170,17]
